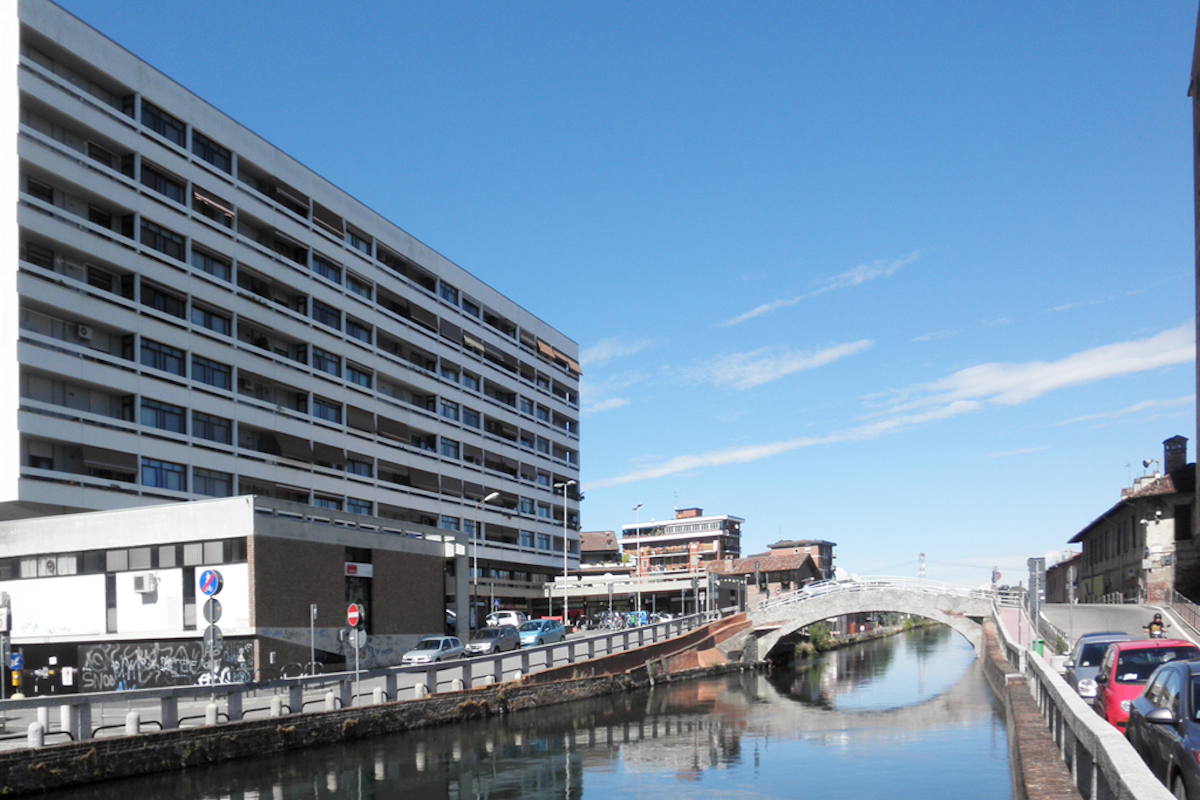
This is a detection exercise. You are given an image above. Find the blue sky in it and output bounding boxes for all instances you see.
[58,1,1198,587]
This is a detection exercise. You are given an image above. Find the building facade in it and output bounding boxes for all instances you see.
[620,508,743,577]
[763,539,836,581]
[1068,437,1196,604]
[3,1,581,617]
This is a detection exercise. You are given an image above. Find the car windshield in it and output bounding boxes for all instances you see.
[1115,647,1200,683]
[519,621,543,632]
[474,630,499,640]
[414,639,443,651]
[1078,642,1113,667]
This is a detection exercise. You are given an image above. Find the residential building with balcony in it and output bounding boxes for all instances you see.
[1,0,581,622]
[620,508,742,576]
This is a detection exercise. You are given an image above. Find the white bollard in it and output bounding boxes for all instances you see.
[511,671,524,682]
[27,721,43,749]
[373,687,384,705]
[205,703,218,726]
[325,691,336,712]
[270,696,284,718]
[36,706,49,733]
[414,683,428,699]
[451,678,464,692]
[125,710,140,736]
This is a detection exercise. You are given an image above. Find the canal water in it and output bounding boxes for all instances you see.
[45,625,1011,800]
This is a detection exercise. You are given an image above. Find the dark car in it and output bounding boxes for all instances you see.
[1126,659,1200,799]
[1064,632,1134,700]
[1093,639,1200,732]
[464,625,521,656]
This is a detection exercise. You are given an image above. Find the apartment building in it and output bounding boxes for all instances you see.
[2,1,581,616]
[620,508,742,576]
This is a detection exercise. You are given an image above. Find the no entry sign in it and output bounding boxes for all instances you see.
[347,602,363,627]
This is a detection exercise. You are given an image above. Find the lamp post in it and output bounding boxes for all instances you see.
[632,503,643,618]
[555,480,576,624]
[471,491,500,631]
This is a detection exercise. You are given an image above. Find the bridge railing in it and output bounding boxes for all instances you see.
[758,576,994,612]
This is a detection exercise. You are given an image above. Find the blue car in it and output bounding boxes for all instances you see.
[518,618,566,647]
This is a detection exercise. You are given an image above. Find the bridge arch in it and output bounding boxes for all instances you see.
[739,581,992,662]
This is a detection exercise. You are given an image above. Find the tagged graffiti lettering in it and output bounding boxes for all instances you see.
[78,641,254,692]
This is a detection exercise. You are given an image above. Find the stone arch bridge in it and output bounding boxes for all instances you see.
[724,578,995,662]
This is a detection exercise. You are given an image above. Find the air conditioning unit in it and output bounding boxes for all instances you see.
[76,324,93,340]
[132,574,158,594]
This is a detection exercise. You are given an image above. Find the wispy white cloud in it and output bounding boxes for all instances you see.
[719,251,921,327]
[580,337,654,367]
[913,330,956,343]
[686,340,873,391]
[582,397,630,417]
[1056,395,1195,427]
[590,324,1195,490]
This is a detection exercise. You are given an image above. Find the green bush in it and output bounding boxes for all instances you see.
[807,622,833,653]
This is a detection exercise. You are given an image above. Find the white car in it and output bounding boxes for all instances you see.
[486,610,528,628]
[401,635,465,665]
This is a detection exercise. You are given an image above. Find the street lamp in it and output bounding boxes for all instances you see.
[471,491,500,631]
[555,480,576,624]
[632,503,643,618]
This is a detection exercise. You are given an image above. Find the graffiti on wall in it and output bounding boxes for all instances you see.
[77,640,254,692]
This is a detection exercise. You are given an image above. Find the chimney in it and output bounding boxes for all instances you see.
[1164,436,1188,475]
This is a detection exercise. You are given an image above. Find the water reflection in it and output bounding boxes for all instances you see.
[43,627,1010,800]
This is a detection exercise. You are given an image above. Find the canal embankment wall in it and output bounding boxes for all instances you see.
[0,621,755,796]
[981,619,1081,800]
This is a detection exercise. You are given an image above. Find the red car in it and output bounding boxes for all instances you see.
[1092,639,1199,731]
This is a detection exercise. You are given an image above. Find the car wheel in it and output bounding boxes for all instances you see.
[1174,776,1189,800]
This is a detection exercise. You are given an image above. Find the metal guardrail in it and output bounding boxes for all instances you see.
[758,577,995,612]
[1169,590,1200,632]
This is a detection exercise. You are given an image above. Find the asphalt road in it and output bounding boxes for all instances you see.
[1041,603,1194,646]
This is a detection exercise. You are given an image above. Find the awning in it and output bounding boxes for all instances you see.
[441,476,463,496]
[81,445,137,472]
[274,432,313,461]
[347,405,375,433]
[376,415,410,442]
[537,339,555,359]
[192,191,234,219]
[313,441,345,465]
[463,333,485,354]
[409,470,440,492]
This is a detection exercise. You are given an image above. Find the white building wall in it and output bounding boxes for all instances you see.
[3,573,106,638]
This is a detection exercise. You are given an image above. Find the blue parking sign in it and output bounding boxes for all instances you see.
[9,653,23,670]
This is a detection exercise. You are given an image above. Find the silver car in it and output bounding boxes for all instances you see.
[1063,632,1133,699]
[465,624,521,655]
[401,635,465,665]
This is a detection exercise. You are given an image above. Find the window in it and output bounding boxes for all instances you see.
[347,274,372,300]
[312,299,341,330]
[192,411,232,444]
[313,396,342,424]
[346,229,372,256]
[440,516,461,532]
[312,254,342,284]
[26,178,53,204]
[347,497,372,515]
[191,305,231,336]
[347,318,372,344]
[441,438,460,459]
[439,282,458,304]
[192,131,232,173]
[462,407,480,428]
[141,163,185,204]
[192,355,232,390]
[462,297,480,317]
[346,364,372,389]
[520,531,535,548]
[536,405,550,422]
[88,205,112,229]
[520,497,534,515]
[347,458,373,477]
[312,347,341,378]
[536,437,550,454]
[537,473,551,487]
[313,496,342,511]
[140,339,185,376]
[412,434,435,452]
[519,397,533,415]
[141,282,186,319]
[140,219,185,260]
[537,533,552,551]
[141,398,185,433]
[141,102,186,146]
[87,142,115,169]
[24,242,54,269]
[440,400,459,421]
[194,468,233,497]
[191,247,232,281]
[441,364,459,381]
[142,458,186,491]
[462,372,480,391]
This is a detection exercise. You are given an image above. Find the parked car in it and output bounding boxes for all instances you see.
[518,618,567,648]
[1126,659,1200,799]
[1093,639,1199,732]
[486,610,528,628]
[1064,632,1134,699]
[465,625,521,656]
[401,635,465,665]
